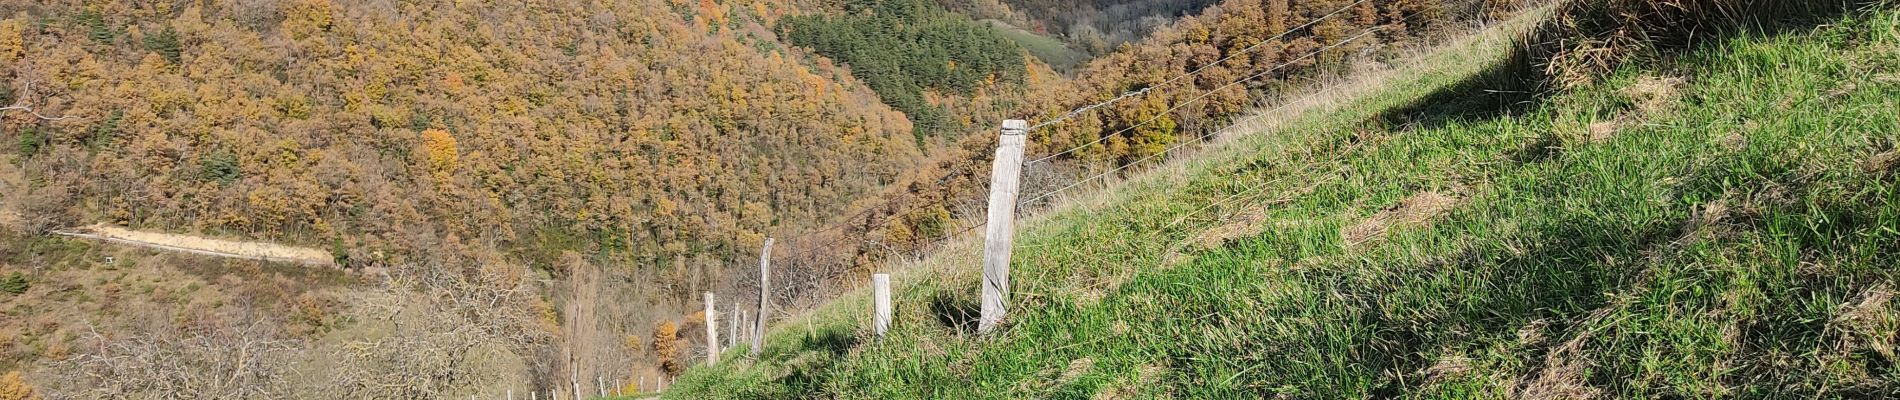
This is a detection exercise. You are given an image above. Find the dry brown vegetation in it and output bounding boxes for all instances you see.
[1523,0,1891,88]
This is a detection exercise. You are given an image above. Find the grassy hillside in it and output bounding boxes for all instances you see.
[668,2,1900,398]
[981,19,1091,73]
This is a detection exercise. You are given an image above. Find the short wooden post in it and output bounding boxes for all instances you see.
[727,302,738,350]
[508,390,514,400]
[615,379,622,396]
[980,120,1028,334]
[530,390,536,400]
[639,376,645,393]
[752,238,774,354]
[572,375,582,400]
[872,273,892,338]
[597,375,606,398]
[704,291,719,365]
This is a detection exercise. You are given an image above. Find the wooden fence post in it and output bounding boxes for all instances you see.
[508,390,513,400]
[727,302,738,351]
[872,273,892,338]
[980,120,1028,334]
[752,238,774,354]
[736,310,747,346]
[598,375,606,398]
[704,291,719,365]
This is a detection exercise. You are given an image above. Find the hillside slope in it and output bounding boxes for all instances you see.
[669,2,1900,398]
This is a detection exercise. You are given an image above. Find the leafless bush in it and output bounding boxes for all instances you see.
[324,261,551,398]
[46,315,296,399]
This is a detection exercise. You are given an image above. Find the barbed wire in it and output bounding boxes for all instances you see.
[1017,26,1387,207]
[746,3,1443,324]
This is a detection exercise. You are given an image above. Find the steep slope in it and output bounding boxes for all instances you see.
[752,0,1496,313]
[669,2,1900,398]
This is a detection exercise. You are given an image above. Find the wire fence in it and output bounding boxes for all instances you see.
[744,2,1438,325]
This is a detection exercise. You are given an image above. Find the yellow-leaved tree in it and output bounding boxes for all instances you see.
[420,129,460,184]
[651,321,681,377]
[0,370,37,400]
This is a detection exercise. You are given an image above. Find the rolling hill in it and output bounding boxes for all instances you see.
[666,0,1900,397]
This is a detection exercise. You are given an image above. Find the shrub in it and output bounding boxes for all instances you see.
[0,272,26,295]
[142,26,181,64]
[0,370,38,400]
[16,127,42,156]
[200,150,241,185]
[652,321,681,377]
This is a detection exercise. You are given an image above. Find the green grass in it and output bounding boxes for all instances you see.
[668,8,1900,399]
[983,19,1093,73]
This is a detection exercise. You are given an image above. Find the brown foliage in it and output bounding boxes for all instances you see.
[652,321,682,377]
[0,371,37,400]
[0,0,924,291]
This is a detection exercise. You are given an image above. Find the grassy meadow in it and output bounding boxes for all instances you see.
[664,4,1900,398]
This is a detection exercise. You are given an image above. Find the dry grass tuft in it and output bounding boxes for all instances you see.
[1523,0,1876,88]
[1831,284,1899,361]
[1421,354,1475,385]
[1343,189,1466,247]
[1622,75,1687,114]
[1865,148,1900,175]
[1511,308,1615,400]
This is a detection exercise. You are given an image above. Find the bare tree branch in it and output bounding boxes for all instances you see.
[2,82,72,121]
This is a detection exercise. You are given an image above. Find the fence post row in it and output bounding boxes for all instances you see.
[980,120,1028,334]
[753,238,774,355]
[872,273,892,338]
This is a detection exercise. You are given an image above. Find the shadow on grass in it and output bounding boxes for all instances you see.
[1376,47,1544,131]
[930,291,981,335]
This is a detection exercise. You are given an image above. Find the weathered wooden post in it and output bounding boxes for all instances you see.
[727,302,738,350]
[752,238,774,354]
[639,376,645,393]
[872,273,892,338]
[597,375,606,398]
[704,291,719,365]
[530,390,536,400]
[508,390,514,400]
[980,120,1028,334]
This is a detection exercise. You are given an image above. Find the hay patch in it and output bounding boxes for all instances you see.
[1421,354,1474,386]
[1621,75,1686,115]
[1059,357,1096,385]
[1831,284,1898,361]
[1584,119,1623,143]
[1093,363,1169,400]
[1512,333,1603,400]
[1864,148,1900,175]
[1188,206,1273,251]
[1343,189,1466,247]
